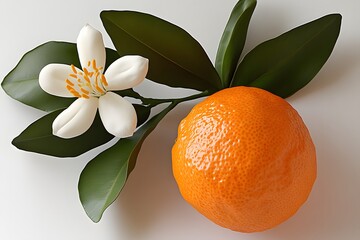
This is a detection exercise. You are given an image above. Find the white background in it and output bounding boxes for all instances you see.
[1,0,359,239]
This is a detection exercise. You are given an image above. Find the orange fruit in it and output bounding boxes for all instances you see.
[172,86,316,232]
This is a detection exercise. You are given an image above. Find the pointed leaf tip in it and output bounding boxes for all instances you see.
[231,13,342,98]
[101,10,222,91]
[215,0,257,87]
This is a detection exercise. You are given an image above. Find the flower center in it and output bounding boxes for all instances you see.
[65,59,108,98]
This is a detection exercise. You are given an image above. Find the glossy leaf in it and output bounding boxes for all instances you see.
[101,11,222,92]
[215,0,257,87]
[79,102,177,222]
[231,14,342,98]
[1,41,123,112]
[12,104,150,157]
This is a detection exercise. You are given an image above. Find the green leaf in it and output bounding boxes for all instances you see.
[101,11,222,92]
[1,41,120,112]
[215,0,257,87]
[78,102,177,222]
[12,104,150,157]
[231,14,342,98]
[133,104,152,127]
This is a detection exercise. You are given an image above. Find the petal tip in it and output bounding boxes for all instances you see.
[77,24,106,70]
[112,128,136,138]
[80,24,97,33]
[135,55,149,66]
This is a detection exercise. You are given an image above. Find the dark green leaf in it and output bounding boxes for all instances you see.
[12,104,150,157]
[231,14,342,98]
[101,11,222,92]
[114,88,145,101]
[133,104,151,127]
[215,0,256,87]
[1,41,120,112]
[79,102,177,222]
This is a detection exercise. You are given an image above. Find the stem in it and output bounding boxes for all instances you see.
[142,90,210,107]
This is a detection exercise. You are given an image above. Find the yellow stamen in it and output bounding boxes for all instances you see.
[66,79,74,86]
[95,73,102,91]
[83,75,91,83]
[67,85,81,98]
[92,59,98,72]
[66,59,108,98]
[101,75,108,86]
[66,85,75,91]
[71,64,77,74]
[95,85,105,94]
[69,74,77,79]
[80,88,90,95]
[83,67,90,76]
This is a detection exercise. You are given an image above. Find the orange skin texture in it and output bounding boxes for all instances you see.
[172,86,316,232]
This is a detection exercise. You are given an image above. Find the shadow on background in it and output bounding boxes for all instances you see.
[116,103,196,239]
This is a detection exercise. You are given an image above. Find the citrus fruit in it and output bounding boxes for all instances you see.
[172,86,316,232]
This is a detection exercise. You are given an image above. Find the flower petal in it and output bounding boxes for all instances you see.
[77,25,106,70]
[98,92,137,138]
[39,64,81,97]
[105,55,149,91]
[53,97,99,138]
